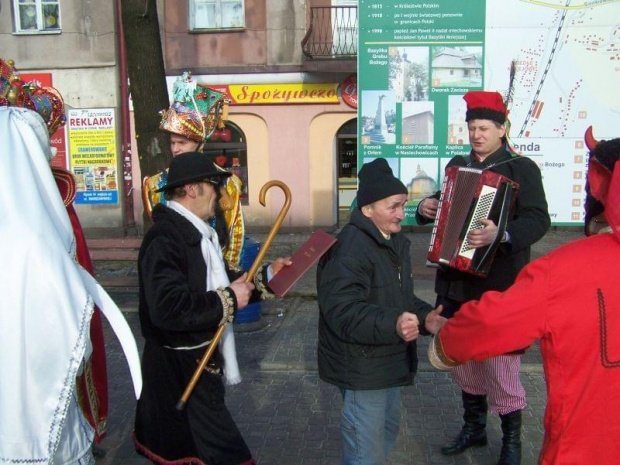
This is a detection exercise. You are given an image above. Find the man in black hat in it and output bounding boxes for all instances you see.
[134,152,291,465]
[317,158,445,465]
[417,91,550,464]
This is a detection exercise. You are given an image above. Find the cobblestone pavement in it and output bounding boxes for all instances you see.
[94,228,582,464]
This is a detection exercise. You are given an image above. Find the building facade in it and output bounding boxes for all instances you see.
[2,0,124,229]
[155,0,358,229]
[3,0,359,231]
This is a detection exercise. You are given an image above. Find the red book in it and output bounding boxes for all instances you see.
[268,229,337,298]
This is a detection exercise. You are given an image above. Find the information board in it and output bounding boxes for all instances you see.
[358,0,620,226]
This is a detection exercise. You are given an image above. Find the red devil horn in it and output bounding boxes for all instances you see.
[585,126,600,152]
[588,158,612,206]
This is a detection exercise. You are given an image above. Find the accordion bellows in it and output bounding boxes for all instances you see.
[428,166,519,277]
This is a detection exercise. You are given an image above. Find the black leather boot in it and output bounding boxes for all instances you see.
[441,391,488,455]
[498,410,522,465]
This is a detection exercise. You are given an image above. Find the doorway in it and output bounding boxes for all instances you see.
[203,122,249,205]
[336,118,357,227]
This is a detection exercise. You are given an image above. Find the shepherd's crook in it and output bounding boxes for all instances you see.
[176,180,292,410]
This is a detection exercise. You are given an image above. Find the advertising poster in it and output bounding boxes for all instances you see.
[68,108,119,204]
[358,0,620,226]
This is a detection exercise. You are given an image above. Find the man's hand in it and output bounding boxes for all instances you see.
[396,312,420,342]
[228,273,255,310]
[418,198,439,220]
[424,305,446,335]
[466,218,498,248]
[269,256,293,276]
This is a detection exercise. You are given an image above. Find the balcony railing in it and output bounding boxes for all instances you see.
[302,6,358,59]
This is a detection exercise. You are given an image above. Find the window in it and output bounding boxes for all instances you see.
[203,122,249,205]
[189,0,245,31]
[13,0,60,33]
[337,119,357,178]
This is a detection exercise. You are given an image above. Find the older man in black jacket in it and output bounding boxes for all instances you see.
[317,158,444,465]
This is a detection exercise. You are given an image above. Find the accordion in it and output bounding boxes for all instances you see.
[427,166,519,277]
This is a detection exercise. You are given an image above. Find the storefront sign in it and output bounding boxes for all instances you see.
[210,83,340,105]
[340,75,358,109]
[68,108,119,204]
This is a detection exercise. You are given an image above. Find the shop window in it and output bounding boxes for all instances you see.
[338,138,356,178]
[337,119,357,216]
[12,0,61,34]
[204,122,249,205]
[189,0,245,31]
[337,119,357,178]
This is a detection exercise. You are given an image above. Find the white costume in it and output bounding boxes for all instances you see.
[0,106,141,464]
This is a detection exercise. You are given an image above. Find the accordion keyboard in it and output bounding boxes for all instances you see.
[459,185,497,257]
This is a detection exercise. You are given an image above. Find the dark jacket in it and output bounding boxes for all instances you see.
[138,204,247,349]
[416,147,550,302]
[135,204,258,464]
[317,209,433,390]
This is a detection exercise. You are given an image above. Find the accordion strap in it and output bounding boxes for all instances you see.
[477,154,522,171]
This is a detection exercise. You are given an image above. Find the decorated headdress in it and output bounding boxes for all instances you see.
[0,58,66,135]
[159,103,207,142]
[159,71,229,142]
[584,126,620,239]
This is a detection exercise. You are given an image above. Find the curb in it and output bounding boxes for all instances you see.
[259,361,544,374]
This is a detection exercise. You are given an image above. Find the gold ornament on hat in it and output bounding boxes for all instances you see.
[158,104,207,142]
[0,57,66,135]
[158,71,229,142]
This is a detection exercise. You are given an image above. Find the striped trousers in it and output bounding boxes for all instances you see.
[451,355,526,415]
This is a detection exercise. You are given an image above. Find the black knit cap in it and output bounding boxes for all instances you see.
[155,151,231,192]
[357,158,407,208]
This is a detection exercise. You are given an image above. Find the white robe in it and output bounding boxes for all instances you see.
[0,107,141,464]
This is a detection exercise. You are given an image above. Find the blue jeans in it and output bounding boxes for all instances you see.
[339,387,401,465]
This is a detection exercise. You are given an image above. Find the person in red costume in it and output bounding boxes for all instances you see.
[428,130,620,464]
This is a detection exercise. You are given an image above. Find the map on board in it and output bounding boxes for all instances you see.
[358,0,620,225]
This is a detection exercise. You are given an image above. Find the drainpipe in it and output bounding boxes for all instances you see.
[115,0,136,233]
